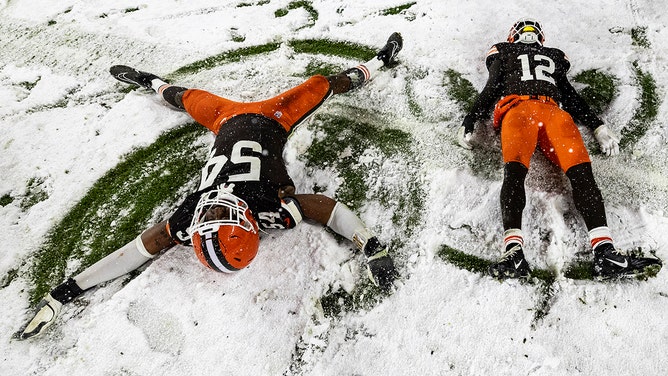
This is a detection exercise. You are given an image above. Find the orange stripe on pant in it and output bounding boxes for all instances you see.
[179,75,332,134]
[500,100,591,172]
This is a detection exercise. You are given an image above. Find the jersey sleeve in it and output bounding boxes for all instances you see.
[462,45,504,131]
[166,191,202,245]
[557,51,604,131]
[256,196,303,230]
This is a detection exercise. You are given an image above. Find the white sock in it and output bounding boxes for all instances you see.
[503,229,524,251]
[326,202,373,251]
[362,56,385,78]
[73,235,155,290]
[150,78,169,93]
[589,226,613,251]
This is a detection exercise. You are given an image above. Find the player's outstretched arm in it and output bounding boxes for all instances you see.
[294,194,399,291]
[15,221,175,340]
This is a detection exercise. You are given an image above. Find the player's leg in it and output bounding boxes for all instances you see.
[110,65,232,133]
[489,102,541,279]
[499,102,540,234]
[542,108,662,278]
[328,32,403,94]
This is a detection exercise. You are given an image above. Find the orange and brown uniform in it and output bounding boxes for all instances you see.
[167,76,333,245]
[462,42,603,171]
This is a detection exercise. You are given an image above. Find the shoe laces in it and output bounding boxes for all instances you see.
[500,243,522,261]
[597,243,628,258]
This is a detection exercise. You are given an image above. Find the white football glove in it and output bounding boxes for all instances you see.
[457,126,473,150]
[594,125,620,156]
[16,294,63,340]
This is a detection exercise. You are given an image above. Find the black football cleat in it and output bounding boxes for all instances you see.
[110,65,164,90]
[593,243,662,280]
[489,243,531,280]
[376,32,403,67]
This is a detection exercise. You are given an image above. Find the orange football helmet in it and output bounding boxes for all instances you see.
[507,18,545,45]
[188,188,260,273]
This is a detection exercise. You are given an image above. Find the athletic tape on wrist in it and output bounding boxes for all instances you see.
[135,234,156,258]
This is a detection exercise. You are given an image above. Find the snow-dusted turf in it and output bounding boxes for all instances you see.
[1,1,667,375]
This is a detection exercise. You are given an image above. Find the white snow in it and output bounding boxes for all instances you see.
[1,1,667,375]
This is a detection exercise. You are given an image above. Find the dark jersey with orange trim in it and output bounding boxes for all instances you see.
[168,114,299,244]
[463,42,603,131]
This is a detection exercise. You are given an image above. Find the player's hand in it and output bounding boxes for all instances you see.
[14,294,63,340]
[457,126,473,150]
[367,254,398,292]
[594,125,620,156]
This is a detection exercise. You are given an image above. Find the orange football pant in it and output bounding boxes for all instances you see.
[180,75,332,134]
[500,100,591,171]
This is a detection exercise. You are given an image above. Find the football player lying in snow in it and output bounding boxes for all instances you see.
[17,33,403,340]
[457,18,662,280]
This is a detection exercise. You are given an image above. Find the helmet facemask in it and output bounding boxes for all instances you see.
[507,18,545,45]
[188,189,258,236]
[188,188,260,273]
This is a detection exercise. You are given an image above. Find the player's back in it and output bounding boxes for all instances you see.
[488,42,570,101]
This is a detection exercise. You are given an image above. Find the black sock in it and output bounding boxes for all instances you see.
[501,162,528,230]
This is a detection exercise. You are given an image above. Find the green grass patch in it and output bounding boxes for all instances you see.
[1,268,19,289]
[19,79,39,91]
[230,28,246,43]
[620,62,659,149]
[238,1,270,7]
[303,110,413,210]
[404,68,428,118]
[437,244,558,283]
[380,2,416,16]
[20,177,49,210]
[437,244,490,274]
[320,280,386,318]
[443,68,479,113]
[572,69,617,116]
[169,43,282,78]
[531,270,556,328]
[631,26,650,48]
[288,39,376,62]
[302,60,343,77]
[563,260,593,280]
[0,193,12,207]
[28,124,207,304]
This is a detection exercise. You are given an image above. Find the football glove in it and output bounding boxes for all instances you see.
[457,126,473,150]
[15,278,84,340]
[594,125,620,156]
[363,237,398,291]
[16,293,63,340]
